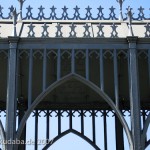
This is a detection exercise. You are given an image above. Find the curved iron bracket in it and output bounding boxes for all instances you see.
[0,119,6,150]
[141,112,150,149]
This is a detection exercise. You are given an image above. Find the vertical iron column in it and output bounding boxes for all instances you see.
[18,98,26,150]
[142,110,147,143]
[127,37,141,150]
[92,110,96,144]
[35,110,39,150]
[114,49,119,108]
[57,49,61,80]
[46,110,50,142]
[58,110,61,135]
[28,49,33,107]
[71,49,75,74]
[148,49,150,92]
[103,110,107,150]
[113,49,124,150]
[69,110,73,130]
[6,37,19,150]
[80,110,84,135]
[85,49,89,80]
[100,49,104,91]
[42,48,47,91]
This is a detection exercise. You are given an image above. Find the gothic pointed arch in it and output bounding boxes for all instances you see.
[16,73,133,150]
[42,129,100,150]
[141,112,150,149]
[145,139,150,149]
[0,120,6,150]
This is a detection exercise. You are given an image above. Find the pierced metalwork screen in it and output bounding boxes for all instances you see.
[0,0,150,150]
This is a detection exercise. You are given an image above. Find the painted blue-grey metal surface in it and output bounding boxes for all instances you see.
[127,37,141,150]
[0,0,150,150]
[0,39,150,150]
[6,37,19,150]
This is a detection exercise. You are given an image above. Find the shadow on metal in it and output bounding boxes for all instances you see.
[141,112,150,149]
[15,73,134,150]
[145,139,150,149]
[0,120,6,150]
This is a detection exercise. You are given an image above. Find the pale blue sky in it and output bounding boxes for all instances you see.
[0,0,150,18]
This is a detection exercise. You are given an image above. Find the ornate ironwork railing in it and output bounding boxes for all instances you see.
[0,21,150,38]
[0,5,150,20]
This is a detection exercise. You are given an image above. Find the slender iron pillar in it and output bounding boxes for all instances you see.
[57,49,61,80]
[115,115,124,150]
[58,110,61,135]
[103,110,107,150]
[100,49,104,91]
[35,110,39,150]
[148,49,150,90]
[113,49,124,150]
[92,110,96,144]
[46,110,50,142]
[6,37,19,150]
[71,49,75,74]
[127,36,141,150]
[28,49,33,107]
[42,48,47,91]
[85,49,89,80]
[81,110,84,135]
[18,103,26,150]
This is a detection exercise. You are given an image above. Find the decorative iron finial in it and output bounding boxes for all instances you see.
[83,23,91,38]
[18,0,26,20]
[11,8,18,36]
[69,23,77,38]
[28,23,35,37]
[41,23,49,38]
[127,6,134,36]
[116,0,125,21]
[110,23,118,38]
[144,23,150,37]
[97,23,104,37]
